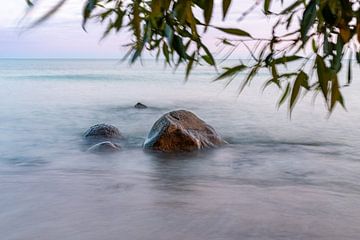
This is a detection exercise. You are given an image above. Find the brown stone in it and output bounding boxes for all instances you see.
[143,110,225,152]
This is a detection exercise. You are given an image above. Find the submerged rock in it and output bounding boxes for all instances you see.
[134,102,148,109]
[84,124,121,140]
[87,141,121,153]
[143,110,225,152]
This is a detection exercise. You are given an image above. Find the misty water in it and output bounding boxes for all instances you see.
[0,59,360,240]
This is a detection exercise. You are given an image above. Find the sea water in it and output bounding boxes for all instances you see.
[0,59,359,240]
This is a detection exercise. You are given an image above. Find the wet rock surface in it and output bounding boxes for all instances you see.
[143,110,225,152]
[134,102,148,109]
[87,141,121,153]
[84,124,121,140]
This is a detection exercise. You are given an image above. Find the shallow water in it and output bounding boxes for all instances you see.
[0,59,360,240]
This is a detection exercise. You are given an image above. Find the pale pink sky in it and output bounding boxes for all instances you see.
[0,0,276,58]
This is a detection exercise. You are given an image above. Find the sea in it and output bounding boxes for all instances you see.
[0,59,359,240]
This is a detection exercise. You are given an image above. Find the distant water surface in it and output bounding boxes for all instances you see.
[0,59,360,240]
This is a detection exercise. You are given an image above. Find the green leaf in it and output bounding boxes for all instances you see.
[113,11,124,32]
[238,65,260,94]
[356,51,360,64]
[164,24,174,45]
[271,63,278,79]
[330,73,344,111]
[174,1,187,23]
[101,20,113,39]
[162,42,170,63]
[300,73,310,90]
[290,71,308,110]
[172,35,187,59]
[331,37,344,72]
[300,0,317,41]
[278,73,298,79]
[264,53,273,66]
[273,56,302,65]
[200,43,216,68]
[311,38,317,52]
[132,0,141,45]
[82,0,98,30]
[316,55,329,101]
[202,55,214,65]
[186,53,196,81]
[347,56,352,85]
[185,3,198,36]
[26,0,34,7]
[151,0,161,17]
[28,0,67,28]
[262,78,277,91]
[131,48,141,63]
[215,65,247,81]
[222,39,235,46]
[215,27,252,38]
[264,0,271,14]
[99,9,113,23]
[204,0,213,30]
[222,0,232,20]
[280,1,302,14]
[323,30,330,56]
[286,12,295,30]
[278,83,290,107]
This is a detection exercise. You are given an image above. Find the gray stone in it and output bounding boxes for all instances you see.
[134,102,148,109]
[87,141,121,153]
[84,124,121,140]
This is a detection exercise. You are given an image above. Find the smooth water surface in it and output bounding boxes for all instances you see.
[0,59,360,240]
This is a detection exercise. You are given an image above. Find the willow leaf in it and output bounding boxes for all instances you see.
[215,65,247,81]
[300,0,317,41]
[215,27,252,38]
[222,0,231,20]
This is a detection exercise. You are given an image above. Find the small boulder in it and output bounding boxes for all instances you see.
[143,110,225,152]
[134,102,147,109]
[84,124,121,140]
[87,141,121,153]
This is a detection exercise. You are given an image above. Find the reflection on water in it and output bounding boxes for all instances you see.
[0,60,360,240]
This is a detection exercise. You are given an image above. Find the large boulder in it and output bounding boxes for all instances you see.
[84,124,121,140]
[87,141,121,153]
[143,110,225,152]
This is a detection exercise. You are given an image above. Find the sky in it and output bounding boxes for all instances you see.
[0,0,273,58]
